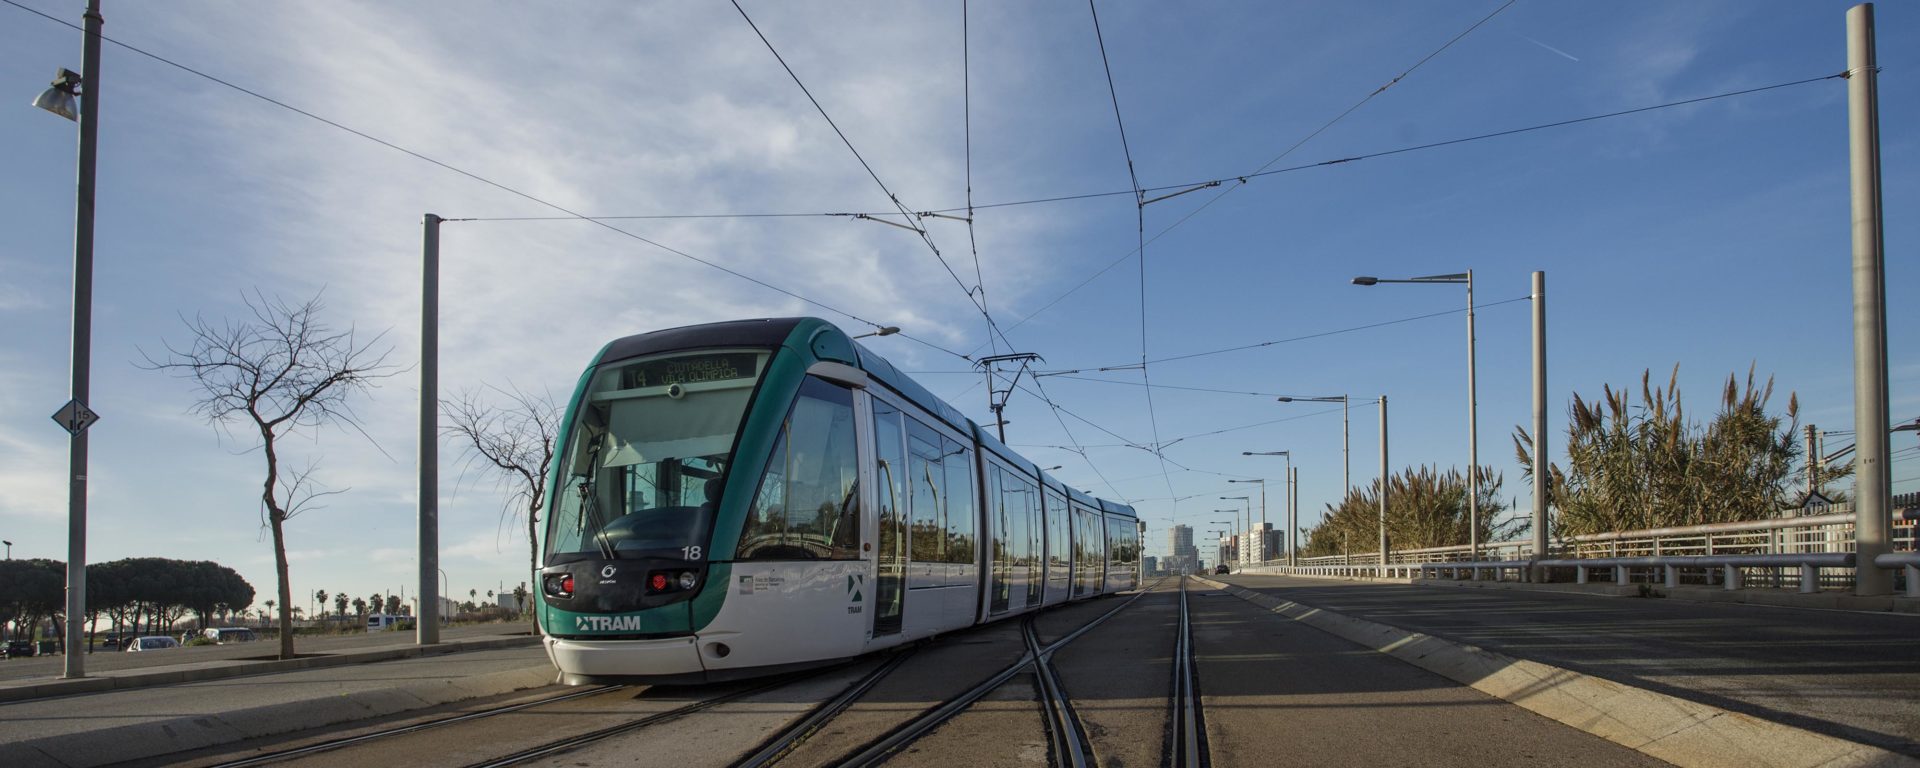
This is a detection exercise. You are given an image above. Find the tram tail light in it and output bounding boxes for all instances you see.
[649,573,670,591]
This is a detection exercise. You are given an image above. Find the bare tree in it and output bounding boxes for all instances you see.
[144,291,394,659]
[443,385,560,623]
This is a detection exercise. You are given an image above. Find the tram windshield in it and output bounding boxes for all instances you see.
[545,349,770,564]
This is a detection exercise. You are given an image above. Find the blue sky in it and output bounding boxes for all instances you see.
[1,1,1913,606]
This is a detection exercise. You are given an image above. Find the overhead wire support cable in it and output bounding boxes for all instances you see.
[729,0,1017,358]
[1086,0,1176,513]
[0,0,927,346]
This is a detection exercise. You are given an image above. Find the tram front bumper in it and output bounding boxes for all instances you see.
[545,634,706,685]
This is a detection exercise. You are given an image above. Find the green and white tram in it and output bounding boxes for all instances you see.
[537,317,1141,684]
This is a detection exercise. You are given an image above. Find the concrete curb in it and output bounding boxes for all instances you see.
[0,635,541,704]
[1191,576,1918,768]
[0,660,558,768]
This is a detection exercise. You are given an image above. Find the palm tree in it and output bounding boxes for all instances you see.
[352,598,367,621]
[264,600,276,629]
[315,590,328,622]
[334,593,348,621]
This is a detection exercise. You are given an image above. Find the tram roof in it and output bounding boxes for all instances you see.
[597,317,1133,518]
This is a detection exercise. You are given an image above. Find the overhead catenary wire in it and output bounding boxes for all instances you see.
[0,0,977,362]
[1085,0,1177,512]
[728,0,1018,359]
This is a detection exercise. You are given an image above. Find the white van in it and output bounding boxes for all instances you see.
[203,627,257,644]
[366,614,406,632]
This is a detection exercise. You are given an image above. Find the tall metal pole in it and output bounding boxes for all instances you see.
[1341,395,1350,502]
[1846,3,1891,596]
[1466,270,1479,562]
[1378,396,1389,577]
[62,0,104,679]
[1530,271,1549,580]
[1258,481,1267,563]
[1288,466,1299,568]
[419,214,442,643]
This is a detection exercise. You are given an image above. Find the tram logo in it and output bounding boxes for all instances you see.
[600,565,618,579]
[575,615,644,632]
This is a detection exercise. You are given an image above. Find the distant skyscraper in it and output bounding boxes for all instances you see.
[1169,525,1199,573]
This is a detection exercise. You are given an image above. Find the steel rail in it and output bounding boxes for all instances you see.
[1171,576,1210,767]
[203,684,624,768]
[728,650,916,768]
[1025,615,1090,768]
[834,585,1157,767]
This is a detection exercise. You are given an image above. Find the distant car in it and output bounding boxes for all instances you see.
[203,628,257,644]
[124,636,180,652]
[1214,564,1231,575]
[4,640,35,659]
[100,633,124,650]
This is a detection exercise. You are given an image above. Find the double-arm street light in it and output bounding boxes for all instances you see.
[1353,272,1479,562]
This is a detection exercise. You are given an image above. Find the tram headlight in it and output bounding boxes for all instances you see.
[543,573,573,599]
[676,571,698,591]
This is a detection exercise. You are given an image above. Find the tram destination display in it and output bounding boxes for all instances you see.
[621,352,759,389]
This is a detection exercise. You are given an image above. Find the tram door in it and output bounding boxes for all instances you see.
[871,400,907,636]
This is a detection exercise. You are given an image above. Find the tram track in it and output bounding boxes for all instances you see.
[725,583,1152,768]
[1169,576,1211,768]
[199,684,625,768]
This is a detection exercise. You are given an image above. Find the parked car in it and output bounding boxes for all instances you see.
[100,633,124,650]
[124,636,180,652]
[203,627,257,644]
[4,640,35,659]
[1214,564,1231,575]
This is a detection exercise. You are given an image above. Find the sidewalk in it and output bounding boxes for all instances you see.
[0,636,554,768]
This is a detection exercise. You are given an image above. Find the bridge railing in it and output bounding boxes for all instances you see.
[1254,509,1917,594]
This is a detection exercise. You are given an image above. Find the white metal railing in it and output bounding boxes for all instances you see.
[1250,511,1917,594]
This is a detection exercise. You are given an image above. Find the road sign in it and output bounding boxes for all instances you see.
[51,399,99,436]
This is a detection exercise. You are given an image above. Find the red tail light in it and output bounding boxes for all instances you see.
[649,573,669,591]
[560,576,575,594]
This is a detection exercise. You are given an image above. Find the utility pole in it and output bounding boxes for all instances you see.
[1847,3,1891,596]
[1289,466,1299,567]
[1530,271,1548,581]
[419,214,441,644]
[1806,424,1821,498]
[1378,396,1390,577]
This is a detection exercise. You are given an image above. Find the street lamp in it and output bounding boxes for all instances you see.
[34,0,104,680]
[1243,451,1296,566]
[1209,516,1235,572]
[1227,478,1268,563]
[852,326,900,339]
[1220,497,1251,566]
[1353,271,1479,562]
[2,540,10,560]
[1273,395,1350,495]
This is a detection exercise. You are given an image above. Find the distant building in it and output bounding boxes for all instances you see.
[1142,555,1158,576]
[1168,525,1199,574]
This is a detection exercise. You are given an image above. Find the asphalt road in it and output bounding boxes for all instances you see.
[1222,574,1920,757]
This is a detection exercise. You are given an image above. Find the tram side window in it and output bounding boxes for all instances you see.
[942,438,976,564]
[907,419,946,563]
[738,378,861,560]
[988,466,1012,613]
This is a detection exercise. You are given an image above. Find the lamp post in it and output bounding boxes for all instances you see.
[1209,516,1235,571]
[1354,272,1477,562]
[1242,451,1294,565]
[1274,396,1349,496]
[852,326,900,339]
[1227,479,1267,562]
[1220,497,1251,566]
[33,0,104,680]
[2,541,10,560]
